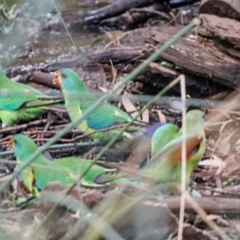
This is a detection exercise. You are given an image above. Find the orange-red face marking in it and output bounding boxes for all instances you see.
[53,69,61,86]
[8,137,14,149]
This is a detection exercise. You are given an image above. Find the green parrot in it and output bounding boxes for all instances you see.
[144,108,206,186]
[10,108,205,195]
[0,66,64,127]
[53,68,141,142]
[10,134,120,195]
[112,109,205,187]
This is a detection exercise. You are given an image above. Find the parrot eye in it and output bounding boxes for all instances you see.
[61,73,67,79]
[14,140,18,144]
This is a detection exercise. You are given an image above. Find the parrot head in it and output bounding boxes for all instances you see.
[9,134,38,161]
[186,108,205,127]
[53,68,88,93]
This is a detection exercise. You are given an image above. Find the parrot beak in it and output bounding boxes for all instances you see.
[52,69,61,86]
[8,137,14,149]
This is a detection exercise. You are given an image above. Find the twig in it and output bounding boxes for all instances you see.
[0,141,102,157]
[163,196,240,215]
[178,75,186,240]
[0,119,48,134]
[184,192,231,240]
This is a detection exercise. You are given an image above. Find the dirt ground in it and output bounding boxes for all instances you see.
[1,0,240,239]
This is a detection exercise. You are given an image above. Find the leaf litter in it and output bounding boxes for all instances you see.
[2,72,240,239]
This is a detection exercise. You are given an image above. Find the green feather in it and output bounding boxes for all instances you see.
[145,109,206,186]
[11,134,120,195]
[53,156,109,183]
[0,68,64,127]
[55,68,138,142]
[11,109,206,195]
[151,123,179,156]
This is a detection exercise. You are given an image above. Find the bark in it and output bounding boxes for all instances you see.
[84,0,162,24]
[5,0,240,98]
[199,0,240,21]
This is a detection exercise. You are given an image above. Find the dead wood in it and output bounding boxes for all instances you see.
[196,14,240,48]
[83,0,200,27]
[0,193,223,240]
[147,26,240,88]
[10,25,229,98]
[83,25,240,88]
[6,0,240,98]
[196,15,240,64]
[200,0,240,21]
[84,0,160,24]
[32,71,59,89]
[99,3,171,30]
[165,196,240,214]
[88,47,147,63]
[1,193,240,240]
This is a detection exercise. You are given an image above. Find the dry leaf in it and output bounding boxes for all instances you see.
[122,91,140,119]
[153,109,166,123]
[110,59,117,83]
[219,119,233,134]
[221,154,240,176]
[98,86,108,93]
[206,214,222,221]
[114,76,126,96]
[199,155,226,172]
[142,109,149,123]
[202,153,240,176]
[216,131,235,155]
[229,219,240,232]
